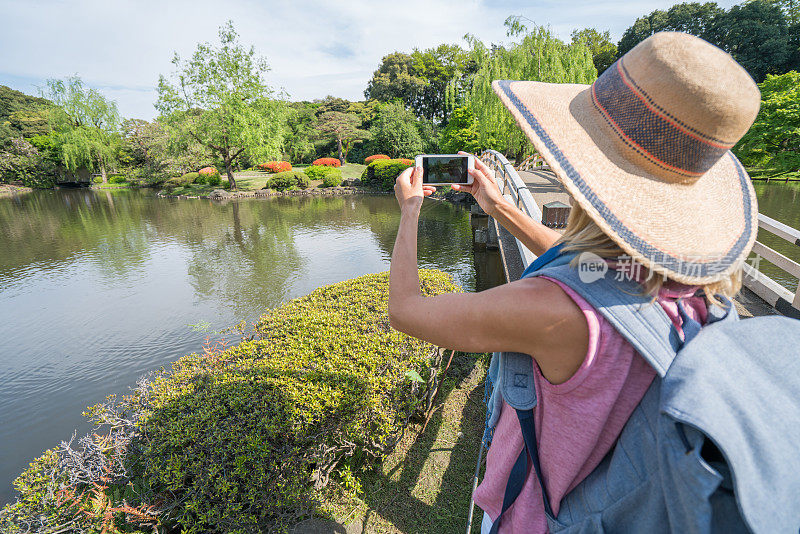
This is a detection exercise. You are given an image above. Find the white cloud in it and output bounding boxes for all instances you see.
[0,0,741,120]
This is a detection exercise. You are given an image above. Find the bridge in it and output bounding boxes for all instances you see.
[475,149,800,320]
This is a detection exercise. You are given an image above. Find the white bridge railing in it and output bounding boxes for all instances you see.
[479,149,800,319]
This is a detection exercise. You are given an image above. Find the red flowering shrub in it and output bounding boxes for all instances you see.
[198,166,220,177]
[365,154,390,164]
[258,161,292,173]
[311,158,341,167]
[398,158,414,166]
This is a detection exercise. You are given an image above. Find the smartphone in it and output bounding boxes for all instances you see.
[415,154,475,186]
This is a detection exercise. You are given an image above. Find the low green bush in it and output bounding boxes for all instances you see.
[361,159,413,190]
[266,170,309,191]
[322,173,342,187]
[0,271,461,533]
[306,165,342,187]
[108,175,127,184]
[207,175,221,187]
[93,176,103,184]
[181,172,200,183]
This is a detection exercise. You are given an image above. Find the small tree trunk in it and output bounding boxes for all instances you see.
[100,162,108,183]
[337,137,344,165]
[225,159,237,190]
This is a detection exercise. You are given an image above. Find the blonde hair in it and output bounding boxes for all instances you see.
[554,203,741,305]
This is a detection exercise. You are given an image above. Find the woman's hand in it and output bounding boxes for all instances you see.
[394,166,435,213]
[451,151,506,216]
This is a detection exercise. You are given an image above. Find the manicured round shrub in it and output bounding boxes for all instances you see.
[0,272,463,533]
[311,157,341,168]
[365,154,390,164]
[92,176,103,184]
[206,175,222,187]
[108,175,127,184]
[199,166,220,178]
[266,170,309,191]
[398,158,414,166]
[305,165,342,183]
[361,159,414,191]
[164,172,197,190]
[258,161,292,173]
[322,172,342,187]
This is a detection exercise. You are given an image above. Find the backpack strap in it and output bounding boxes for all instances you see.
[492,247,738,531]
[528,260,681,376]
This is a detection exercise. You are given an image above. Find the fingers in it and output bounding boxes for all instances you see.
[397,166,415,185]
[452,183,474,194]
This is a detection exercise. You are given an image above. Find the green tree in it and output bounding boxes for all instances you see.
[284,103,317,163]
[410,44,475,123]
[315,111,369,164]
[364,52,427,113]
[713,0,792,81]
[464,19,596,162]
[617,2,724,56]
[439,106,480,153]
[41,76,120,182]
[368,101,424,158]
[571,28,618,74]
[0,136,56,187]
[0,85,51,143]
[156,21,287,189]
[766,0,799,24]
[734,70,800,175]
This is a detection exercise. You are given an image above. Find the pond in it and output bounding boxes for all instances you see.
[750,181,800,292]
[0,189,504,504]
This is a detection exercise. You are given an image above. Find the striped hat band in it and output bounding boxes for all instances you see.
[591,58,735,181]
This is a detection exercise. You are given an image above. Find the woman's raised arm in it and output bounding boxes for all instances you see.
[389,166,588,385]
[452,152,561,257]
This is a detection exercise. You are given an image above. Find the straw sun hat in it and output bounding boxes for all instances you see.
[493,31,761,285]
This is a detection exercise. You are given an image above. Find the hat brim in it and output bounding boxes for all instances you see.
[493,79,758,285]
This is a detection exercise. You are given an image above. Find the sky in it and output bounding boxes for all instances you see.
[0,0,742,121]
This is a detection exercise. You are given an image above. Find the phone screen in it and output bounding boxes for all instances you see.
[421,155,469,184]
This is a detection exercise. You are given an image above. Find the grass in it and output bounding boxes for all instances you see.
[308,351,490,534]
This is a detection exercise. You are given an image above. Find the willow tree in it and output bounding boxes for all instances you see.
[41,76,120,182]
[461,19,596,162]
[156,21,286,189]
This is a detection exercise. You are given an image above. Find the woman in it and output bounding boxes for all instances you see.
[389,32,760,533]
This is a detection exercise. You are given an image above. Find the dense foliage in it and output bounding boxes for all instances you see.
[361,158,414,190]
[439,106,480,154]
[266,169,310,190]
[258,161,292,173]
[198,166,219,177]
[617,1,800,82]
[735,70,800,175]
[364,154,389,164]
[305,164,342,187]
[462,20,596,161]
[0,272,461,533]
[0,85,51,142]
[312,157,341,167]
[39,76,121,182]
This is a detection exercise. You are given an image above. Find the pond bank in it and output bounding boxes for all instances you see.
[158,184,389,200]
[0,184,32,197]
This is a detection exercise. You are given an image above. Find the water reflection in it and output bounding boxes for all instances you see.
[0,189,502,503]
[751,182,800,291]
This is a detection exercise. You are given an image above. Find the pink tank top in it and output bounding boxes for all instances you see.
[473,276,708,533]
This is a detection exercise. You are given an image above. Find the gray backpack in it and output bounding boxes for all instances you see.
[485,250,800,533]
